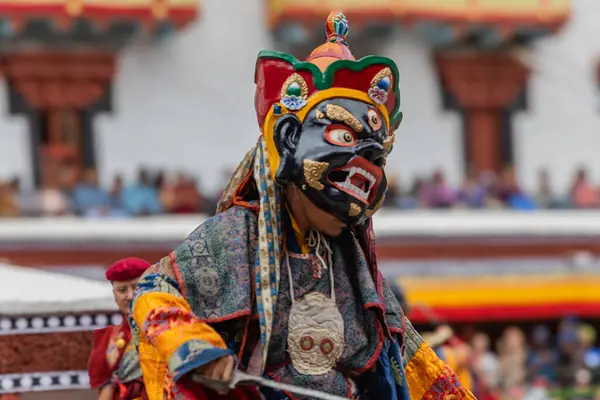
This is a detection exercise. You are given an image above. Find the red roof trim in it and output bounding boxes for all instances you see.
[0,4,198,28]
[269,7,568,32]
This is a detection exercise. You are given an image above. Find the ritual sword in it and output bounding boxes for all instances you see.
[193,370,348,400]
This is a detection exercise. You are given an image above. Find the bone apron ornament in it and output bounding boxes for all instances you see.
[285,232,345,375]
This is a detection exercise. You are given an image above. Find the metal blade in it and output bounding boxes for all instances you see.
[234,371,349,400]
[192,370,348,400]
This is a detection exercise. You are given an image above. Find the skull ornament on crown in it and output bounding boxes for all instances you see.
[254,11,403,225]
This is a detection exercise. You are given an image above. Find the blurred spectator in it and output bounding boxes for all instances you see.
[570,168,599,208]
[120,169,162,216]
[493,166,518,204]
[171,173,205,214]
[11,177,39,217]
[456,170,487,209]
[498,326,528,396]
[153,170,166,191]
[424,325,473,392]
[38,164,71,216]
[529,325,559,384]
[109,174,124,207]
[478,170,504,208]
[535,169,557,209]
[71,168,110,217]
[571,369,595,400]
[397,177,422,209]
[496,166,538,210]
[579,324,600,372]
[154,170,177,212]
[0,180,19,217]
[419,169,455,208]
[523,376,551,400]
[472,332,500,398]
[384,173,400,207]
[559,316,584,386]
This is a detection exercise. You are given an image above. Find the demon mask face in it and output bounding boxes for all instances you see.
[254,11,402,226]
[273,98,394,225]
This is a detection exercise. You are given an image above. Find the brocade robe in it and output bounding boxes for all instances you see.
[131,205,476,400]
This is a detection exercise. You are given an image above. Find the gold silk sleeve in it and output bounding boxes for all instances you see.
[131,261,231,400]
[403,319,477,399]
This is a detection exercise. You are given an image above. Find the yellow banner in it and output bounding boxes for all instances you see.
[399,274,600,308]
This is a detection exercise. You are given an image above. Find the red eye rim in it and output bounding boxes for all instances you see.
[367,109,382,131]
[300,336,314,351]
[324,125,357,147]
[319,338,335,355]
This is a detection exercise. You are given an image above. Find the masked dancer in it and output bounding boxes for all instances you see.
[131,11,476,400]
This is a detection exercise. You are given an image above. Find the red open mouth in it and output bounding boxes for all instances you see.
[327,156,383,205]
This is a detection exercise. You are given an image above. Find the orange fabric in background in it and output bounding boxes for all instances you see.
[400,274,600,322]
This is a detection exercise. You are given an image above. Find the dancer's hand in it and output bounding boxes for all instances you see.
[195,355,235,395]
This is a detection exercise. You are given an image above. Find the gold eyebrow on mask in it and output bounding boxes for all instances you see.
[324,104,364,132]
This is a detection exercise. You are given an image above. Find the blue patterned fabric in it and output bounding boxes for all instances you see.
[252,138,284,372]
[115,340,144,384]
[168,340,233,382]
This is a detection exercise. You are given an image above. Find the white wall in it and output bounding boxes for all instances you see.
[96,0,462,193]
[384,30,463,187]
[0,80,31,184]
[515,0,600,195]
[97,0,272,193]
[4,0,592,194]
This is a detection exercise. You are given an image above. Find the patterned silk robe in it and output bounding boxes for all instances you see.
[130,205,477,400]
[88,322,147,400]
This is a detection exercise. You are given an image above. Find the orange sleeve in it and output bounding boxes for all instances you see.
[131,270,231,400]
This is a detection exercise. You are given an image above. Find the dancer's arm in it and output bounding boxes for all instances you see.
[403,318,477,399]
[131,262,233,387]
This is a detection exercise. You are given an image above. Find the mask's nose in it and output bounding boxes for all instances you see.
[358,142,385,167]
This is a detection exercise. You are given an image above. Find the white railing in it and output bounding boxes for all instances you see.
[1,210,600,242]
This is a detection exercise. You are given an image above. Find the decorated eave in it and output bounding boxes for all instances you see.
[0,0,199,45]
[268,0,570,47]
[400,274,600,324]
[0,263,118,394]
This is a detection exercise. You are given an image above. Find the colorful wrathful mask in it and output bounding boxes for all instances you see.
[254,11,403,225]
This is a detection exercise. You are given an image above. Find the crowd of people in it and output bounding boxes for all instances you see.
[385,167,600,211]
[442,318,600,400]
[1,165,600,218]
[0,167,210,218]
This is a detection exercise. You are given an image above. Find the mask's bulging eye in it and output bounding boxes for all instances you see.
[324,126,357,147]
[367,109,382,131]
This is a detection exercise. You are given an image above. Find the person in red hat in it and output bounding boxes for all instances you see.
[88,257,151,400]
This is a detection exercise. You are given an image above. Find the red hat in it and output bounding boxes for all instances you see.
[105,257,151,282]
